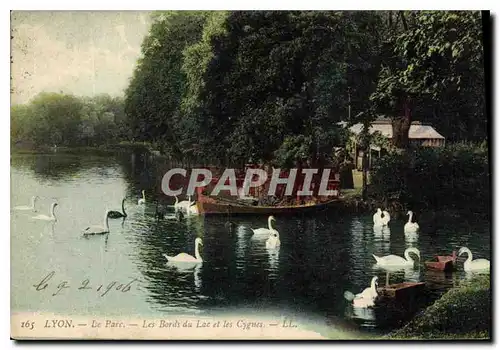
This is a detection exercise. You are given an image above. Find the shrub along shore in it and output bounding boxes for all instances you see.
[339,142,490,219]
[386,275,490,340]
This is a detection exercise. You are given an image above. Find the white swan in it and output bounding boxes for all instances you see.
[266,231,281,249]
[14,196,39,211]
[252,215,278,236]
[83,209,111,235]
[32,202,58,221]
[373,247,420,267]
[458,247,490,272]
[381,210,391,226]
[163,237,203,264]
[178,195,195,211]
[373,208,383,226]
[138,190,146,205]
[404,211,419,233]
[344,276,378,308]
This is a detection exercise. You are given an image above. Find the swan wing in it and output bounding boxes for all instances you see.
[404,223,419,232]
[353,296,375,308]
[32,215,53,220]
[467,259,490,270]
[164,252,197,262]
[252,228,271,236]
[356,287,373,299]
[14,205,31,210]
[83,225,108,234]
[344,291,355,301]
[376,254,408,266]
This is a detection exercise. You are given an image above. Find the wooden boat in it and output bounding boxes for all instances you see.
[424,251,457,271]
[196,193,340,216]
[193,169,341,215]
[378,282,425,300]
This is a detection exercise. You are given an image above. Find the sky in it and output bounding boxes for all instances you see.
[10,11,151,104]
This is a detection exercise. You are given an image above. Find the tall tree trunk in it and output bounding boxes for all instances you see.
[361,121,370,201]
[362,153,368,201]
[392,98,412,149]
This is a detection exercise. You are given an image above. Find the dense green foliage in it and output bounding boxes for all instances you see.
[370,143,489,212]
[123,10,486,167]
[124,11,213,156]
[370,11,487,148]
[12,11,488,170]
[389,275,490,339]
[11,92,127,148]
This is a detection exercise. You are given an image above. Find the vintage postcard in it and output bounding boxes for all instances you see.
[10,10,491,340]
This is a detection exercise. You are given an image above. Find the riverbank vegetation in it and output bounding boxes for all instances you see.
[370,142,490,214]
[11,92,128,149]
[123,11,487,167]
[388,275,490,339]
[11,11,489,212]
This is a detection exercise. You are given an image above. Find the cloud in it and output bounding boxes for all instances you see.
[11,11,150,104]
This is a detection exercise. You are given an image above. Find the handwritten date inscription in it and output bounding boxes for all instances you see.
[33,271,138,297]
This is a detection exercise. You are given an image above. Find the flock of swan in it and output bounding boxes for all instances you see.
[345,207,490,310]
[14,196,59,221]
[13,195,490,310]
[13,192,280,266]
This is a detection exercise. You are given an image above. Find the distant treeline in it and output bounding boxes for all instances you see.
[11,92,128,148]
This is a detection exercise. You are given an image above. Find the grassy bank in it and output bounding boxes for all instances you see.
[386,274,491,340]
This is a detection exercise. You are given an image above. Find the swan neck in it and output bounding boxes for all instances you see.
[194,241,202,261]
[268,217,274,231]
[407,212,413,223]
[50,205,56,218]
[104,213,109,230]
[370,279,377,294]
[404,250,413,262]
[464,249,472,262]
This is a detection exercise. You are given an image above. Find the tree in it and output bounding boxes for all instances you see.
[11,92,126,148]
[370,11,485,149]
[124,11,212,157]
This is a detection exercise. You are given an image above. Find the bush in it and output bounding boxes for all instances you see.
[370,143,489,213]
[388,275,490,339]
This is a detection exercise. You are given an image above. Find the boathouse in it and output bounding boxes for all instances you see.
[346,118,446,170]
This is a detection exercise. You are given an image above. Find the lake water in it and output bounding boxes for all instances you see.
[10,152,491,335]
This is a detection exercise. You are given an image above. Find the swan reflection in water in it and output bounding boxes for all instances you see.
[345,304,376,327]
[372,264,421,285]
[164,262,203,293]
[193,264,202,291]
[405,232,419,245]
[234,225,250,272]
[373,225,391,238]
[351,305,376,322]
[267,247,280,277]
[43,221,56,238]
